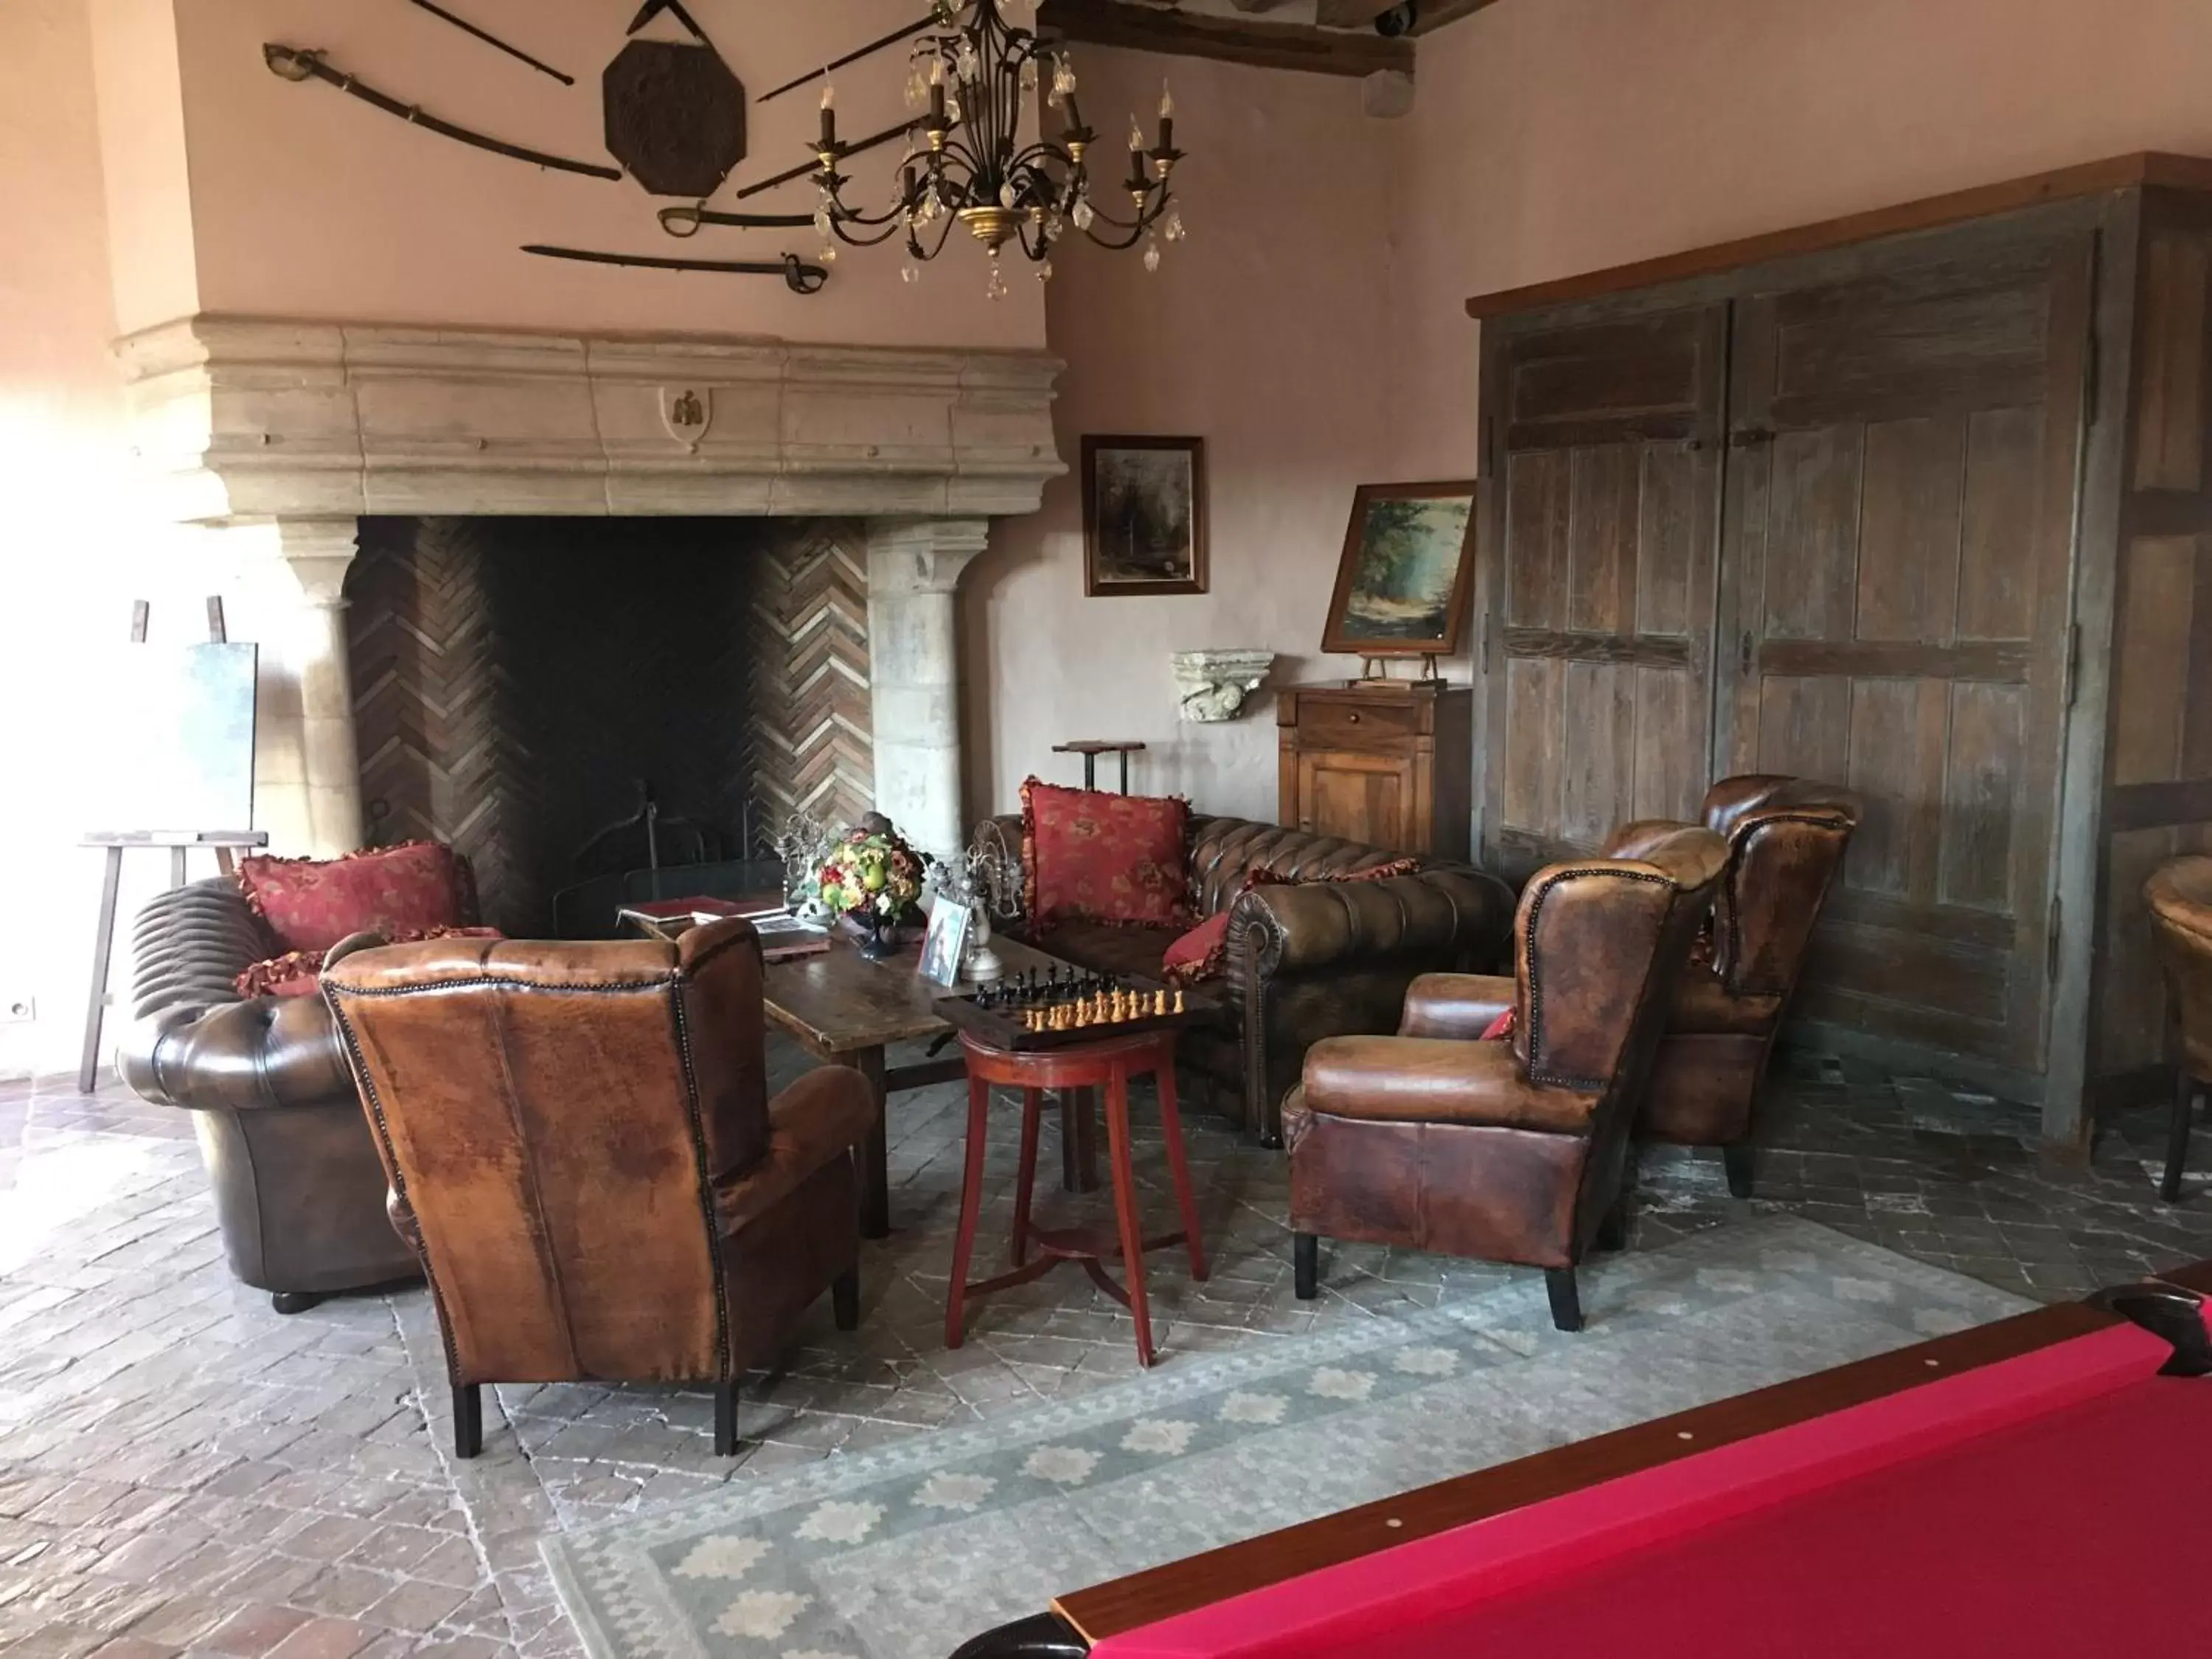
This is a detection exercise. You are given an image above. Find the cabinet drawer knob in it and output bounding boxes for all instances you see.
[1346,712,1361,724]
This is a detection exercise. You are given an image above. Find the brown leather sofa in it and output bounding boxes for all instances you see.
[1284,827,1729,1332]
[321,919,874,1457]
[1607,776,1860,1197]
[117,880,420,1312]
[982,813,1516,1145]
[2147,856,2212,1202]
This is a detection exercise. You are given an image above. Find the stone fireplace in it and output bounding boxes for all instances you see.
[114,316,1064,866]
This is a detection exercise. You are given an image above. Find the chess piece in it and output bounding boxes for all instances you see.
[1172,988,1186,1014]
[1153,987,1168,1016]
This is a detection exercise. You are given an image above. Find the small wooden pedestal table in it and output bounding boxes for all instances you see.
[946,1029,1208,1368]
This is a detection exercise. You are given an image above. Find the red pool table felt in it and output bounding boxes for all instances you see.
[1084,1313,2211,1658]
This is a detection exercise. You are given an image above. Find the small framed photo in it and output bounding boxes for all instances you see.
[1322,481,1480,658]
[1082,435,1208,597]
[917,898,973,987]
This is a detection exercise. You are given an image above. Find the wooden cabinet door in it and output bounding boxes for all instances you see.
[1296,750,1413,852]
[1716,241,2092,1070]
[1481,306,1728,882]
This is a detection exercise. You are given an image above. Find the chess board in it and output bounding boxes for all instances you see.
[936,966,1202,1052]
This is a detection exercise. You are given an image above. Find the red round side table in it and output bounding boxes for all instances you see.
[945,1029,1208,1367]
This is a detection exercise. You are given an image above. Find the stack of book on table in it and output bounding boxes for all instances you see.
[616,895,832,962]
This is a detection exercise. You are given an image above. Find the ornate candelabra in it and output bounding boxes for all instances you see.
[806,0,1186,297]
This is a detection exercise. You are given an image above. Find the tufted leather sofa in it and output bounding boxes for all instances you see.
[1605,776,1861,1197]
[322,919,873,1457]
[2148,855,2212,1202]
[1283,827,1731,1332]
[116,879,420,1312]
[983,813,1515,1144]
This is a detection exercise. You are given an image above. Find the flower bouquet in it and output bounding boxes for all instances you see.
[818,824,925,960]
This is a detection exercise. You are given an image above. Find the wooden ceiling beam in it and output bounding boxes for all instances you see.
[1313,0,1406,27]
[1037,0,1415,77]
[1411,0,1508,33]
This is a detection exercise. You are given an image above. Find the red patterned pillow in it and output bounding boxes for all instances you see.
[236,950,326,999]
[1021,779,1192,929]
[232,924,503,1000]
[1481,1007,1516,1041]
[237,841,475,956]
[1161,911,1231,985]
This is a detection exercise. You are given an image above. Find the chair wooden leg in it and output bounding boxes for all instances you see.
[832,1266,860,1331]
[714,1380,739,1456]
[1102,1064,1156,1367]
[1545,1267,1584,1333]
[1723,1143,1756,1200]
[2163,1073,2198,1203]
[1594,1192,1630,1253]
[1154,1056,1208,1283]
[1012,1088,1044,1267]
[452,1382,481,1459]
[945,1071,994,1349]
[1293,1232,1319,1301]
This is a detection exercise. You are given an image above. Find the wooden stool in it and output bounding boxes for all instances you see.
[946,1030,1207,1366]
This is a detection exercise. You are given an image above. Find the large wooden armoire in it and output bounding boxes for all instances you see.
[1467,153,2212,1150]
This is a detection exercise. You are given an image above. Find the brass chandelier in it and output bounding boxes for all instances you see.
[809,0,1186,297]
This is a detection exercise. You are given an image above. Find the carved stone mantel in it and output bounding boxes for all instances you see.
[114,314,1065,859]
[115,315,1067,523]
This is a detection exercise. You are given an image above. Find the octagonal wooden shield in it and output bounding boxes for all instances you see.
[603,38,746,198]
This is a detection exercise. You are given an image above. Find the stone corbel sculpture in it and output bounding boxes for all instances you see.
[1173,650,1277,723]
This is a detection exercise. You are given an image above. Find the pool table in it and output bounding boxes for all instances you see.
[953,1262,2212,1658]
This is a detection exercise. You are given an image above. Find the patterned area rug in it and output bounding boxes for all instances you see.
[544,1217,2031,1659]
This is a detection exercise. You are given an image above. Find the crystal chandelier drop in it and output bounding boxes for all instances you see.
[810,0,1186,297]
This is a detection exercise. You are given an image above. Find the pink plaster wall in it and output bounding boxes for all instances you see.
[167,0,1046,349]
[89,0,198,334]
[1390,0,2212,476]
[964,48,1405,824]
[967,0,2212,831]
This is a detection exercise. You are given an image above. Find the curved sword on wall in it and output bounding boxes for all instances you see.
[263,45,622,181]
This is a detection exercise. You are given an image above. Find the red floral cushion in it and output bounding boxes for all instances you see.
[1481,1007,1517,1041]
[236,950,327,999]
[1161,911,1231,985]
[233,924,503,999]
[1021,780,1192,929]
[237,841,476,956]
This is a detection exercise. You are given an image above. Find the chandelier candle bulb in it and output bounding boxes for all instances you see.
[820,82,836,148]
[1158,80,1174,151]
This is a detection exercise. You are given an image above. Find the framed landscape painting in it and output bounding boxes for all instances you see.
[1082,435,1208,597]
[1322,481,1479,658]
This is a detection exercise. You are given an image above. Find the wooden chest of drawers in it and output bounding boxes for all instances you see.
[1276,684,1472,859]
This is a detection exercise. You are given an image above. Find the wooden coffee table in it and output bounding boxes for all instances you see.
[762,931,1099,1238]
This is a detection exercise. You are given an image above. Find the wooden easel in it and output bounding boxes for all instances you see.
[77,599,268,1092]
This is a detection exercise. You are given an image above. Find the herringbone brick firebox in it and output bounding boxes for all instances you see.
[347,515,874,934]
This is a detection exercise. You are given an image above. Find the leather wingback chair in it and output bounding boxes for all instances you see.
[119,880,421,1312]
[1284,827,1728,1332]
[321,919,874,1457]
[2147,857,2212,1201]
[1605,776,1860,1197]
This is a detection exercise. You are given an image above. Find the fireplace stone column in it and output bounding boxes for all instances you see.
[865,517,989,860]
[218,517,364,858]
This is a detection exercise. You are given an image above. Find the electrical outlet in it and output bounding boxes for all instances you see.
[0,994,35,1024]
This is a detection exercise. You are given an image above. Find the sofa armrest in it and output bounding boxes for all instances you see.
[1399,973,1517,1040]
[121,995,355,1113]
[1225,867,1515,983]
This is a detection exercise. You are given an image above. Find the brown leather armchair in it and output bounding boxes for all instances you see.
[118,880,421,1313]
[1284,827,1729,1332]
[1606,776,1860,1197]
[321,919,874,1457]
[2147,857,2212,1201]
